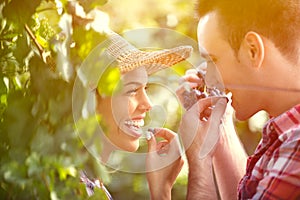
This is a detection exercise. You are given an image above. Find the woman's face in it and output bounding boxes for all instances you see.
[97,66,152,152]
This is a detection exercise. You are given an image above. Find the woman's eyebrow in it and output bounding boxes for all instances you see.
[124,82,143,87]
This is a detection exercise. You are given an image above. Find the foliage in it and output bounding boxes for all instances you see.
[0,0,109,199]
[97,65,120,97]
[0,0,262,199]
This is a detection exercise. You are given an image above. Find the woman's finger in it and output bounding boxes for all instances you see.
[150,128,176,142]
[146,131,156,152]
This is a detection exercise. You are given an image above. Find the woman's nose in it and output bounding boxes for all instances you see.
[139,91,152,112]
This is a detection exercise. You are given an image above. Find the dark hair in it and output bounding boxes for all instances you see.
[195,0,300,63]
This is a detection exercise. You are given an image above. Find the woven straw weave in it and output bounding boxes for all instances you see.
[106,32,192,75]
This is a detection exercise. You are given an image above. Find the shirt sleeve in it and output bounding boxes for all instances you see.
[252,139,300,199]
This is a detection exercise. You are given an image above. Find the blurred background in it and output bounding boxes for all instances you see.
[0,0,266,199]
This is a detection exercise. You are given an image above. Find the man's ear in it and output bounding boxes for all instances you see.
[239,31,265,68]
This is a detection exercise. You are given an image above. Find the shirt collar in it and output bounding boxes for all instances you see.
[265,104,300,138]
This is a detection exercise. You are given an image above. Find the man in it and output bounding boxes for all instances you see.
[178,0,300,199]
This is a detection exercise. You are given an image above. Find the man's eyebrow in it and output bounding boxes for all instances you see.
[200,51,216,61]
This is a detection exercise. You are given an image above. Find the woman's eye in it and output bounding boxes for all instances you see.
[124,85,147,96]
[126,89,138,96]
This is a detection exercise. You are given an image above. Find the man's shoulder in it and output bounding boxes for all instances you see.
[278,127,300,144]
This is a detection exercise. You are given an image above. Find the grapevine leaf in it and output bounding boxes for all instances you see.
[2,0,42,31]
[79,0,108,13]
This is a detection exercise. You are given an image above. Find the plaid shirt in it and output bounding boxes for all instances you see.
[238,105,300,200]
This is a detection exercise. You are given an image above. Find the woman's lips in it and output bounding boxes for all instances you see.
[123,119,145,138]
[124,119,144,127]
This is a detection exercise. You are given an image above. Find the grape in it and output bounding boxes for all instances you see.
[194,69,225,98]
[178,69,225,121]
[178,68,225,112]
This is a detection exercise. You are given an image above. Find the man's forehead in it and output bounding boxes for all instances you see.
[197,13,211,31]
[197,12,218,45]
[197,12,225,59]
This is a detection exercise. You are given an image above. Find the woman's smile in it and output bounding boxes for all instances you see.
[122,117,145,138]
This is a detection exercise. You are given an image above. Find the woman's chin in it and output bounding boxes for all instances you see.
[118,141,139,152]
[128,144,139,152]
[114,125,142,152]
[109,135,140,152]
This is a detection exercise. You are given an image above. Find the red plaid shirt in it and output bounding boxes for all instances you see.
[238,105,300,200]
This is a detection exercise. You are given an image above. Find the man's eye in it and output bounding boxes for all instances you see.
[209,56,217,63]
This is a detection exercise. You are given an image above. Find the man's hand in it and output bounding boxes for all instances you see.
[177,68,247,200]
[179,96,228,162]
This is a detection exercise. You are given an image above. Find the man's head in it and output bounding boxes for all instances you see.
[196,0,300,63]
[195,0,300,120]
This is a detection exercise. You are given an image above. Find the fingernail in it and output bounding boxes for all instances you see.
[146,131,152,140]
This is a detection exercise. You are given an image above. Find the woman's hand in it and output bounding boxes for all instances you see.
[146,128,184,200]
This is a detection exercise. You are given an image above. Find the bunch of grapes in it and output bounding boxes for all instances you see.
[179,69,225,111]
[38,18,56,41]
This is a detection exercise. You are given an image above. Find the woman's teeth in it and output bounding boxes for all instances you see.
[124,119,144,128]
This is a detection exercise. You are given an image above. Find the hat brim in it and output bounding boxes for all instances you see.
[118,45,193,75]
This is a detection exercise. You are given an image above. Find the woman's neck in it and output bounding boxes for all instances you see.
[99,133,119,163]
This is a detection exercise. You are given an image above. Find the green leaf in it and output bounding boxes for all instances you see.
[4,91,35,148]
[57,165,76,180]
[97,66,121,97]
[13,34,31,67]
[26,152,42,177]
[50,191,59,200]
[79,0,108,13]
[30,125,55,156]
[2,161,27,187]
[2,0,42,30]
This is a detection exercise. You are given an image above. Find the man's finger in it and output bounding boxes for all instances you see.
[188,96,224,116]
[209,97,228,121]
[180,74,204,84]
[199,97,228,158]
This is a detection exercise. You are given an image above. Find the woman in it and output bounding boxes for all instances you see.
[75,31,192,198]
[95,31,192,158]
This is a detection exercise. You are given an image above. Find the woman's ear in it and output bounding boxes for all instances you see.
[95,90,102,112]
[239,31,265,68]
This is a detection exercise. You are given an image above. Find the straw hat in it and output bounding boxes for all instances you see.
[106,32,193,75]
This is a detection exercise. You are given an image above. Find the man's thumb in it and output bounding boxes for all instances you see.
[212,97,228,119]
